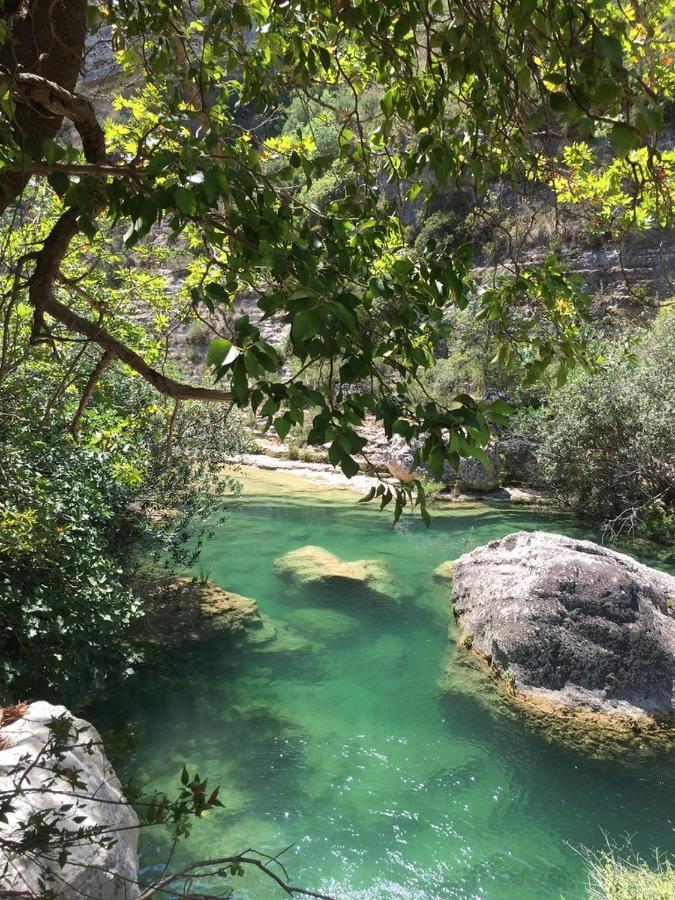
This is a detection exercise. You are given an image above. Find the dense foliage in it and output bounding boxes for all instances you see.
[0,356,251,706]
[519,310,675,543]
[0,0,672,510]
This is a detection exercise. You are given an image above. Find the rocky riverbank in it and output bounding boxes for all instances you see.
[0,702,139,898]
[224,452,546,507]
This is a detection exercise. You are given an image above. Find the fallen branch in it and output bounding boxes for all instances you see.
[137,853,338,900]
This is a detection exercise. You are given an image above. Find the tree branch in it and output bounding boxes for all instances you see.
[41,287,234,402]
[137,853,338,900]
[70,348,114,436]
[0,68,106,164]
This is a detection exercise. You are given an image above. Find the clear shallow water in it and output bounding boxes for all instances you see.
[95,485,675,900]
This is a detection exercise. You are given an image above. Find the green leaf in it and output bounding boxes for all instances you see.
[48,171,70,197]
[206,338,239,367]
[274,415,292,440]
[292,309,318,341]
[318,46,331,71]
[596,34,623,66]
[340,455,359,478]
[359,486,376,503]
[205,282,230,303]
[635,103,664,134]
[231,359,249,405]
[173,187,196,215]
[609,123,640,156]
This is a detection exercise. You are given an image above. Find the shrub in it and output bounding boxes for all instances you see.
[413,209,470,257]
[0,411,143,705]
[0,365,248,707]
[518,309,675,543]
[585,847,675,900]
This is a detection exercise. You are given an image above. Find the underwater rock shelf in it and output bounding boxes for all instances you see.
[274,544,399,601]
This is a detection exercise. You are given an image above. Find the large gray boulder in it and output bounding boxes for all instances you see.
[451,531,675,719]
[457,445,501,492]
[0,702,139,898]
[498,436,539,486]
[387,436,457,487]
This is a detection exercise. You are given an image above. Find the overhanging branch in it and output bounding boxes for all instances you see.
[42,290,234,403]
[0,68,106,164]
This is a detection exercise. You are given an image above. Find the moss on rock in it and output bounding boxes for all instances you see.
[138,577,263,645]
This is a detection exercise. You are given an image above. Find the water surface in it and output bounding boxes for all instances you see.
[97,478,675,899]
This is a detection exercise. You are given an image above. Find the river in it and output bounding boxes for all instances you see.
[95,471,675,899]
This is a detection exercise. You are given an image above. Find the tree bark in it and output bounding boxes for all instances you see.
[0,0,87,211]
[70,348,114,436]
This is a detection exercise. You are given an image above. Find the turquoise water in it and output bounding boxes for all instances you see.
[96,484,675,900]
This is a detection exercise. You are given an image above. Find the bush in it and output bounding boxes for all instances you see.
[420,298,543,402]
[518,309,675,543]
[585,847,675,900]
[413,209,470,256]
[0,364,248,707]
[0,408,143,705]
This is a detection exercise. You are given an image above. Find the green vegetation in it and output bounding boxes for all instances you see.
[518,310,675,543]
[0,0,674,895]
[585,847,675,900]
[0,361,251,706]
[2,0,672,511]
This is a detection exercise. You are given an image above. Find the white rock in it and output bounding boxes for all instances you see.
[0,702,139,899]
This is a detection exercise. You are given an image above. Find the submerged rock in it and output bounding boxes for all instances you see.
[0,701,139,898]
[450,531,675,722]
[274,545,396,600]
[288,608,359,641]
[140,577,263,645]
[433,560,455,583]
[139,578,309,655]
[246,617,311,653]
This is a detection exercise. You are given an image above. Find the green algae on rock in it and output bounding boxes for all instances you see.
[139,577,262,645]
[274,544,398,601]
[446,530,675,755]
[287,607,360,641]
[138,577,306,652]
[442,647,675,759]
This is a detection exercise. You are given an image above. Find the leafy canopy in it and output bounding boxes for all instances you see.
[0,0,672,512]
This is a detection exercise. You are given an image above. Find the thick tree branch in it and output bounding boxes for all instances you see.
[10,70,232,405]
[0,68,107,164]
[0,0,87,211]
[41,288,234,403]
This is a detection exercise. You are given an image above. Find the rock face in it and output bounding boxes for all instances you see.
[274,545,396,600]
[386,435,457,487]
[457,446,501,492]
[498,436,539,486]
[0,702,139,898]
[451,531,675,719]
